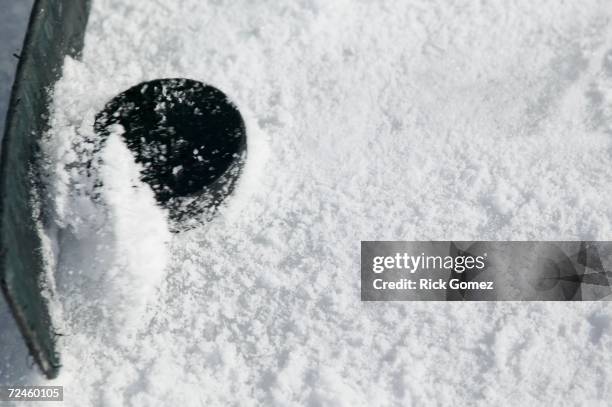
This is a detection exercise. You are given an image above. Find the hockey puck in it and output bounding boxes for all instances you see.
[94,78,247,230]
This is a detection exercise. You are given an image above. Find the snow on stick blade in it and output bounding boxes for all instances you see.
[94,78,247,231]
[0,0,90,379]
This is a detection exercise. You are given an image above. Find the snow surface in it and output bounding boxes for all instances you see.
[5,0,612,405]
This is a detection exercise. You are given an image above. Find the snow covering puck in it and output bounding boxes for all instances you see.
[94,78,246,230]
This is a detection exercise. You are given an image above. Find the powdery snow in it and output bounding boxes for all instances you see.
[23,0,612,405]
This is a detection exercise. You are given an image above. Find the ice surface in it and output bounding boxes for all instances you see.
[0,0,33,136]
[16,0,612,405]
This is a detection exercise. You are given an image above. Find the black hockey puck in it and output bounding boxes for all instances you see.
[94,78,246,230]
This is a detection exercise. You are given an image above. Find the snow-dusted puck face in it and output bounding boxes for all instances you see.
[94,78,246,227]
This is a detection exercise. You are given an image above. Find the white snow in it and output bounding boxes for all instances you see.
[96,127,171,336]
[9,0,612,405]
